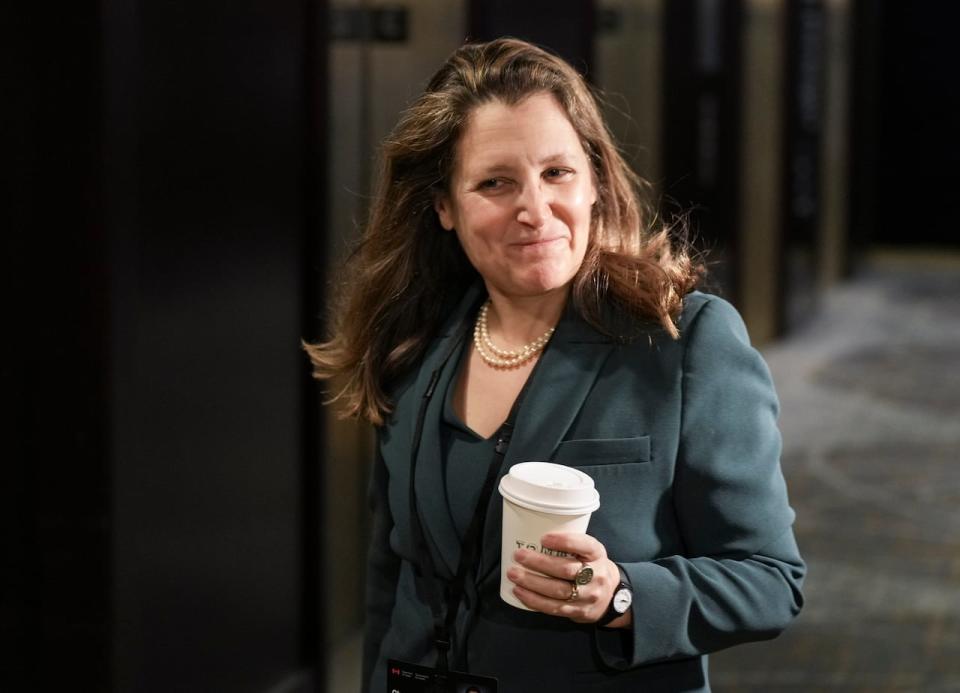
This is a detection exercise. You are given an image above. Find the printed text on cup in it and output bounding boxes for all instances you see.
[514,539,570,558]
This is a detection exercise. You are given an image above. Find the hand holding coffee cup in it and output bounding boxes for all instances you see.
[498,462,630,626]
[508,531,626,625]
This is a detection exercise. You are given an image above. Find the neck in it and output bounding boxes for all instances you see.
[484,286,569,347]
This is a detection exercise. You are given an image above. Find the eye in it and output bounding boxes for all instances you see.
[475,177,512,194]
[544,167,572,180]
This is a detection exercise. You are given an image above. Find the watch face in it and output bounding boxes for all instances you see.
[613,588,632,614]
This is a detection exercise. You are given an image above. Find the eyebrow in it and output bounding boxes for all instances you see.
[466,151,577,177]
[537,151,576,165]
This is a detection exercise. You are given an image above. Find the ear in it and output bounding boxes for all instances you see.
[433,194,455,231]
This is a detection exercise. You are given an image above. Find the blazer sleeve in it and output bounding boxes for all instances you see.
[595,296,806,668]
[362,443,401,693]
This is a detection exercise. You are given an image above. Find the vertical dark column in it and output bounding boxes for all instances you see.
[5,1,328,691]
[870,1,960,248]
[106,2,318,690]
[300,0,329,689]
[467,0,596,77]
[662,0,744,300]
[846,0,883,270]
[780,0,826,330]
[2,1,112,689]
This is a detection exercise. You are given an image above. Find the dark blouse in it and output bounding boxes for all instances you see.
[440,345,498,540]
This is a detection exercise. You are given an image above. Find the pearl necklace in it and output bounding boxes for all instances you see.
[473,300,555,369]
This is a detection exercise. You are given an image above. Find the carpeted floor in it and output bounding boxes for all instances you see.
[710,253,960,692]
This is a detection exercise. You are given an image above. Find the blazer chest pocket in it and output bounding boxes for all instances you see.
[551,436,651,467]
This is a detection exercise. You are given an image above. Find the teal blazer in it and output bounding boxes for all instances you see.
[364,285,805,692]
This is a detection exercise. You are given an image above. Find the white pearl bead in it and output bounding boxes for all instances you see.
[473,299,556,369]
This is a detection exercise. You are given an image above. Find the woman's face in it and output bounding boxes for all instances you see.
[434,92,597,301]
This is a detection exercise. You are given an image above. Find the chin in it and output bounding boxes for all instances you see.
[509,271,576,297]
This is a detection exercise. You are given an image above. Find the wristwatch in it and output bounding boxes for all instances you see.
[597,563,632,627]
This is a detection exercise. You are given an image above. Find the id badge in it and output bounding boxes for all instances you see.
[387,659,498,693]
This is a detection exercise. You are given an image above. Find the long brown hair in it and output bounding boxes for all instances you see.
[306,38,703,425]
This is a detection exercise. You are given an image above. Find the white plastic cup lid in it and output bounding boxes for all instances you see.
[498,461,600,515]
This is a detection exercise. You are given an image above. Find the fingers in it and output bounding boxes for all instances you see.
[507,551,621,624]
[513,532,607,581]
[511,583,586,621]
[507,566,608,623]
[508,565,601,604]
[541,532,607,562]
[514,548,581,581]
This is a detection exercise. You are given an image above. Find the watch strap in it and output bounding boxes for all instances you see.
[596,563,631,628]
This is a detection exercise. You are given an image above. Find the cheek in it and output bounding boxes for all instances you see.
[458,205,507,244]
[569,195,595,242]
[454,224,497,266]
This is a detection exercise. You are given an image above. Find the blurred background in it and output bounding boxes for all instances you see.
[4,0,958,691]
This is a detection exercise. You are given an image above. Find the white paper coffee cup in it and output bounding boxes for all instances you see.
[498,461,600,610]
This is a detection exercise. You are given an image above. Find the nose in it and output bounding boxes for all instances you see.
[515,182,551,228]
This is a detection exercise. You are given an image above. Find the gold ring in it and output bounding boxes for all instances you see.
[567,581,579,601]
[575,563,594,585]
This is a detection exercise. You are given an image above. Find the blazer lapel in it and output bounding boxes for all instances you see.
[409,284,485,578]
[477,311,616,584]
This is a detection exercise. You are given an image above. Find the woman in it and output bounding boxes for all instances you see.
[307,38,804,692]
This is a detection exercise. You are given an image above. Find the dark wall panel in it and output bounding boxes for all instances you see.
[3,1,112,689]
[780,0,826,331]
[468,0,595,76]
[107,2,312,691]
[873,2,959,246]
[849,1,960,253]
[662,0,744,300]
[6,0,327,690]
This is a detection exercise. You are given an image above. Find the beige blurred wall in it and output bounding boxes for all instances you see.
[595,0,663,189]
[819,0,851,288]
[739,0,785,344]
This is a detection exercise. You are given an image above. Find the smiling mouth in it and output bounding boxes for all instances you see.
[513,237,564,248]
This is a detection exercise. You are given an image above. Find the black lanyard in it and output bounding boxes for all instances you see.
[407,320,548,673]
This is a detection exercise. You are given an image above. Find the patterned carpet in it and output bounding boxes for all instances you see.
[710,254,960,692]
